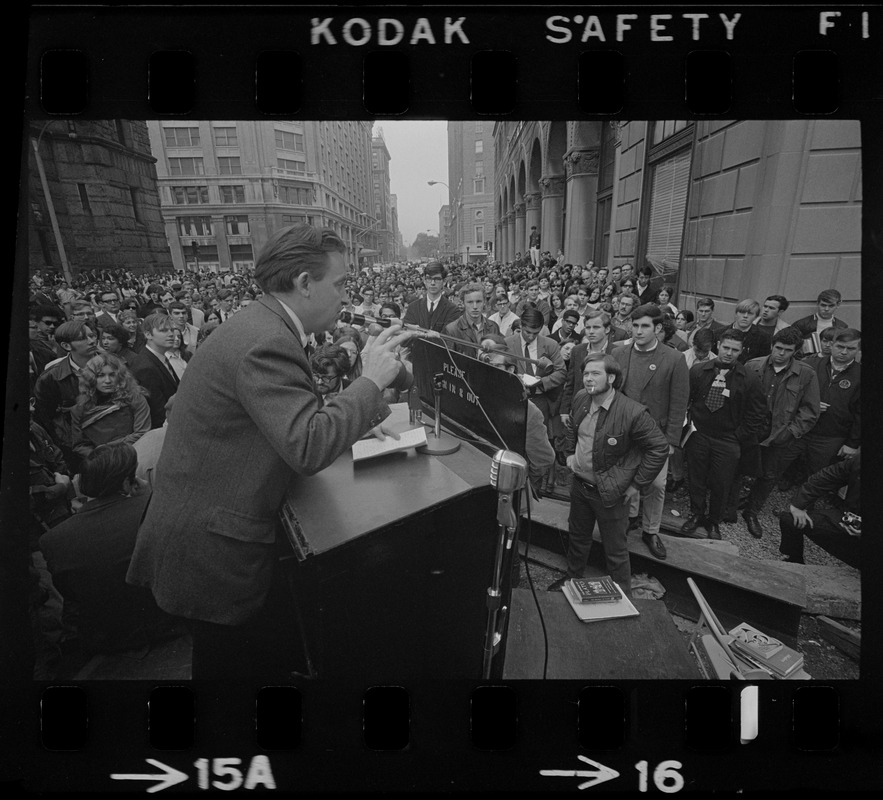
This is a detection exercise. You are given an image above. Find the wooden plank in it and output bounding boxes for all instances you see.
[816,616,861,661]
[525,499,806,610]
[502,590,700,679]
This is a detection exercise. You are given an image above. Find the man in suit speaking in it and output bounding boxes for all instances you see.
[126,224,412,679]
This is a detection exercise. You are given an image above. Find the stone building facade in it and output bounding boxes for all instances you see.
[28,120,172,277]
[447,121,495,263]
[147,120,376,272]
[494,120,861,327]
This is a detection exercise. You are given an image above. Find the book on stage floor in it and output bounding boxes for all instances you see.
[351,425,428,462]
[567,576,620,604]
[728,622,804,677]
[562,581,639,622]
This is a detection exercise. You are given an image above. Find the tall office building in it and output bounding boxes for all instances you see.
[447,121,495,263]
[371,130,397,263]
[28,120,172,277]
[146,121,376,273]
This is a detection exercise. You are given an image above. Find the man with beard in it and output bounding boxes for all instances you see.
[548,353,668,596]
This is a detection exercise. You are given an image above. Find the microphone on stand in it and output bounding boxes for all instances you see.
[339,310,440,337]
[483,449,528,679]
[489,449,528,528]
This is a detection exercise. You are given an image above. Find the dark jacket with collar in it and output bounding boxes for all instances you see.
[803,355,860,446]
[745,356,820,445]
[33,356,81,462]
[568,389,669,507]
[403,295,461,332]
[688,359,767,445]
[128,348,179,429]
[792,450,859,515]
[443,314,500,356]
[612,341,690,448]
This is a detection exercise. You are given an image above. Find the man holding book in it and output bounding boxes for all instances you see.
[548,353,669,596]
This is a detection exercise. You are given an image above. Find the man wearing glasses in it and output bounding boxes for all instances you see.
[95,290,122,329]
[403,262,460,332]
[488,294,520,337]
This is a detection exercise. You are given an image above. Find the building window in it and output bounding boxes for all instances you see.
[279,185,312,204]
[275,129,304,152]
[282,214,307,225]
[172,186,209,205]
[129,188,143,224]
[169,157,205,176]
[164,127,201,147]
[474,121,483,134]
[77,184,92,215]
[214,126,238,147]
[277,158,306,174]
[474,160,484,176]
[219,185,245,204]
[229,243,254,270]
[640,148,692,292]
[594,122,616,265]
[115,120,128,146]
[475,140,483,154]
[177,216,213,236]
[474,177,485,194]
[225,215,250,235]
[652,120,690,145]
[474,225,484,245]
[218,156,242,175]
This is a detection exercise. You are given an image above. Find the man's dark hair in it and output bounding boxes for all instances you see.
[585,309,612,328]
[30,304,61,323]
[817,289,842,305]
[520,307,545,329]
[167,301,187,312]
[98,322,130,344]
[79,442,138,498]
[696,297,716,310]
[765,294,790,313]
[772,326,805,349]
[581,352,623,390]
[832,327,861,344]
[254,224,347,294]
[630,303,663,327]
[55,320,94,346]
[638,266,653,278]
[718,328,746,345]
[692,327,717,350]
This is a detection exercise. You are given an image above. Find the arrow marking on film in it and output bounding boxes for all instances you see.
[540,755,620,790]
[110,759,188,793]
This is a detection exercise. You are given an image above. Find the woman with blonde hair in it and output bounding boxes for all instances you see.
[70,352,150,460]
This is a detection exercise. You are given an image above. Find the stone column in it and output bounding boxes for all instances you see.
[212,215,231,273]
[495,221,503,263]
[524,192,542,255]
[563,149,600,267]
[499,217,508,263]
[506,211,516,264]
[539,175,566,257]
[514,202,526,260]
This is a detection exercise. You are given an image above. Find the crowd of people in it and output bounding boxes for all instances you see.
[25,234,861,677]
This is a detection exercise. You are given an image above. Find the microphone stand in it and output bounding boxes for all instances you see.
[482,488,520,680]
[416,372,460,455]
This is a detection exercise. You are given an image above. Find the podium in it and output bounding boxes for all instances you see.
[279,405,507,680]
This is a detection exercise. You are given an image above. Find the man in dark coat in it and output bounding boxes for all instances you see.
[403,262,461,332]
[128,313,181,429]
[549,353,668,595]
[443,283,500,356]
[126,224,411,680]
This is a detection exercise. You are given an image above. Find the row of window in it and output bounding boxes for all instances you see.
[177,216,250,236]
[168,156,309,177]
[164,126,305,152]
[170,184,313,206]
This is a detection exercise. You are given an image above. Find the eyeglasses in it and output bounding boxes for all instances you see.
[312,373,340,384]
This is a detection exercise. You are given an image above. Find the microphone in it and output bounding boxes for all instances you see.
[339,310,440,338]
[489,449,528,528]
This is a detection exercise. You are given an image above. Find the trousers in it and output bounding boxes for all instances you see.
[628,456,669,535]
[686,431,740,524]
[567,476,631,590]
[778,509,860,569]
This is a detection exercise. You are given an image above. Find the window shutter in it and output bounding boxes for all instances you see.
[646,149,691,276]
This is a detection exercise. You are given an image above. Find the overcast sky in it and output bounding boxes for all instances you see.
[373,120,448,247]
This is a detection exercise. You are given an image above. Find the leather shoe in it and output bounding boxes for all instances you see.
[628,516,641,532]
[547,577,568,593]
[680,513,705,535]
[642,532,667,560]
[743,512,763,539]
[707,523,722,540]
